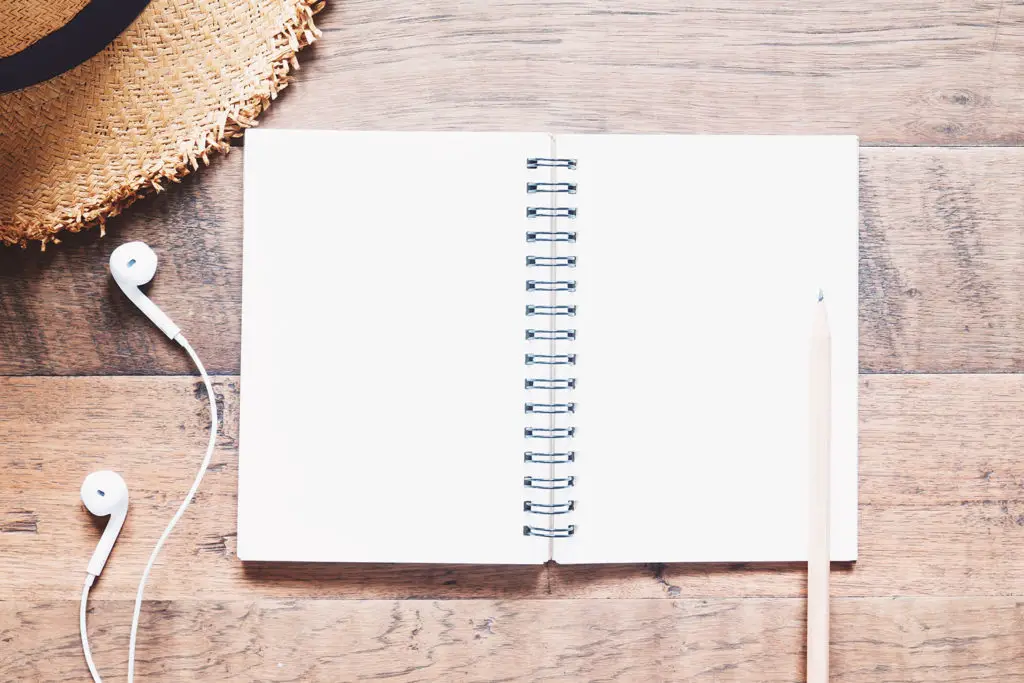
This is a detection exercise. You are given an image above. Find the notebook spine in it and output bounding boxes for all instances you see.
[524,155,577,540]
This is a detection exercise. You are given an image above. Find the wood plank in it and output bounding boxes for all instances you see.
[3,501,1022,602]
[3,374,1024,600]
[859,149,1024,372]
[2,597,1021,681]
[283,0,1024,145]
[3,147,1024,376]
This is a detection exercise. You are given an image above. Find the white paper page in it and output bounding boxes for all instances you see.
[554,135,858,564]
[239,130,551,564]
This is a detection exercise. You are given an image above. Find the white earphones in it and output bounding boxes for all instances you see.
[80,471,129,577]
[80,241,218,683]
[110,241,181,340]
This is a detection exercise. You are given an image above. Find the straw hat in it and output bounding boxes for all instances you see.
[0,0,324,248]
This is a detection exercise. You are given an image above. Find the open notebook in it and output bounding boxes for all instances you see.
[238,130,858,564]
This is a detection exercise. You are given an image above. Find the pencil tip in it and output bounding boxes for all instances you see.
[817,288,824,302]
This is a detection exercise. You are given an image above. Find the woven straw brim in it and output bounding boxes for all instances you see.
[0,0,324,248]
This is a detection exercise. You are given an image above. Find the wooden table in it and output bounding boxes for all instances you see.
[2,2,1024,680]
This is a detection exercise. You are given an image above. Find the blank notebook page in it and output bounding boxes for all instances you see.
[239,130,549,564]
[556,135,858,564]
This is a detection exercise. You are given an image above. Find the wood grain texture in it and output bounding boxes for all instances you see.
[859,149,1024,372]
[283,0,1024,144]
[3,374,1023,603]
[5,147,1024,376]
[2,598,1022,682]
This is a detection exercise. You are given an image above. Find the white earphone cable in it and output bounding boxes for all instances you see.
[80,573,102,682]
[127,334,218,682]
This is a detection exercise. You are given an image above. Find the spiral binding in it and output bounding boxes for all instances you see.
[525,353,576,365]
[528,182,577,194]
[525,427,576,439]
[524,451,575,463]
[527,207,577,219]
[525,402,576,414]
[526,280,576,292]
[527,256,577,267]
[527,158,577,169]
[523,525,575,538]
[524,155,577,542]
[525,377,576,389]
[526,304,576,316]
[526,230,576,243]
[526,329,576,341]
[523,501,575,514]
[524,475,575,489]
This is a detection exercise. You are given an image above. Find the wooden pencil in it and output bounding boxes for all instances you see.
[807,290,831,683]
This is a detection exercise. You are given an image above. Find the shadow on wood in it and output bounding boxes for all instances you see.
[239,560,855,599]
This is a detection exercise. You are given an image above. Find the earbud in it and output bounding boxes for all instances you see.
[110,241,180,340]
[81,471,130,577]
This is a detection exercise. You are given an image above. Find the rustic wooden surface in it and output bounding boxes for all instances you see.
[2,1,1024,680]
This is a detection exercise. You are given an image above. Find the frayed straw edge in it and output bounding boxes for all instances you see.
[0,0,325,250]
